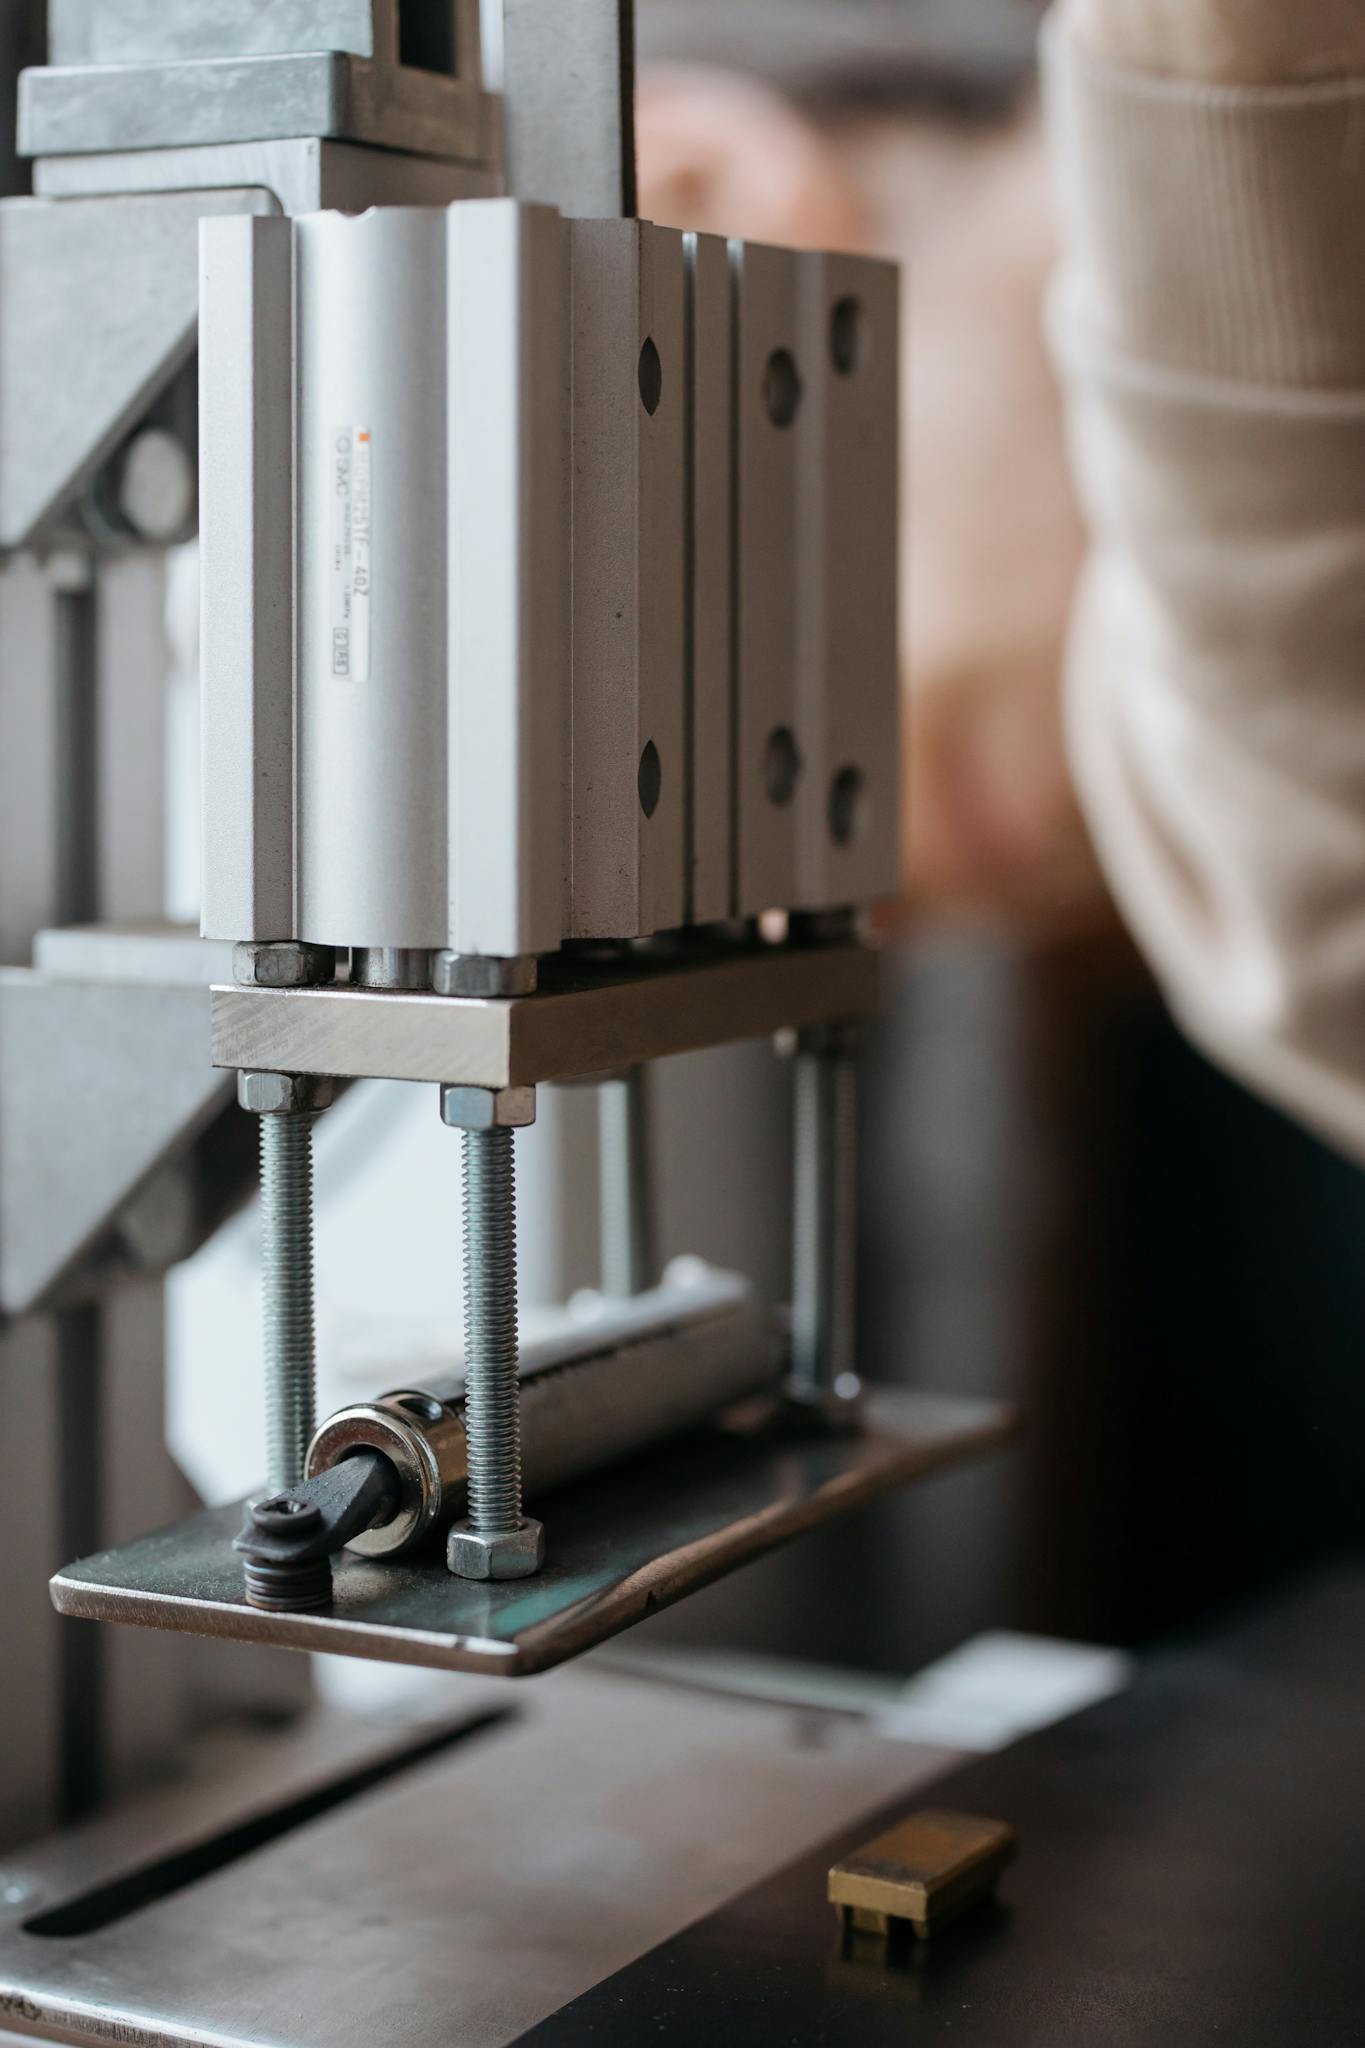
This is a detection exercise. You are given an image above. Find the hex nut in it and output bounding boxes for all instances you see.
[432,952,538,999]
[447,1518,546,1582]
[233,941,336,990]
[440,1085,537,1131]
[238,1071,337,1118]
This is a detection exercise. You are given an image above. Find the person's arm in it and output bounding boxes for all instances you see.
[1069,1,1365,84]
[1046,0,1365,1157]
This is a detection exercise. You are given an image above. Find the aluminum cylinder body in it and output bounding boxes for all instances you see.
[295,208,448,950]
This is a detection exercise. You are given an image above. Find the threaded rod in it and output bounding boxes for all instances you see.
[462,1126,523,1536]
[260,1112,316,1493]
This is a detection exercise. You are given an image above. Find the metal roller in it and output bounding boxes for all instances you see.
[306,1263,782,1556]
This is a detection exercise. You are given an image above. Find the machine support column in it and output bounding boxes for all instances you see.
[788,1023,863,1419]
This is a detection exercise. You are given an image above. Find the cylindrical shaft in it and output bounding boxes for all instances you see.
[349,947,432,991]
[598,1066,657,1297]
[463,1126,523,1536]
[790,1039,858,1396]
[260,1112,317,1493]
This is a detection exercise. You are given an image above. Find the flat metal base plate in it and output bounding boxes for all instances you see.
[52,1389,1012,1676]
[0,1665,960,2048]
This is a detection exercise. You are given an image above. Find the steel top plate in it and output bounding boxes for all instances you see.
[210,935,882,1088]
[52,1389,1012,1677]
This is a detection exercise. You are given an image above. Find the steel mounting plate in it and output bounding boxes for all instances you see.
[51,1388,1013,1677]
[209,935,882,1088]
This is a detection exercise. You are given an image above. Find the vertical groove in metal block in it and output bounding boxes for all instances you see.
[569,219,686,940]
[731,240,804,918]
[686,230,734,927]
[795,251,902,912]
[199,213,296,943]
[447,200,569,960]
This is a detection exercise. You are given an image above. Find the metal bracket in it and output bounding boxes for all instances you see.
[210,937,883,1091]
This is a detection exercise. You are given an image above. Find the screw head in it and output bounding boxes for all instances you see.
[440,1085,537,1132]
[251,1494,323,1537]
[447,1518,546,1581]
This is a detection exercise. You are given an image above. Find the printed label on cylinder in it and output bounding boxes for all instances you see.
[331,425,373,681]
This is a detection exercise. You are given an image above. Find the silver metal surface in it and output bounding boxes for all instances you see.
[203,202,569,961]
[0,187,274,547]
[794,251,902,912]
[233,941,336,991]
[0,971,233,1316]
[34,136,496,210]
[503,0,636,218]
[308,1266,779,1556]
[32,922,234,988]
[733,240,804,917]
[446,202,568,962]
[200,219,296,946]
[51,1386,1014,1675]
[599,1066,657,1296]
[295,206,452,950]
[0,1664,958,2048]
[258,1112,319,1494]
[48,0,383,64]
[569,220,687,938]
[790,1029,860,1405]
[449,1513,545,1580]
[210,938,882,1089]
[94,553,172,929]
[441,1085,537,1131]
[433,953,540,999]
[349,947,432,992]
[237,1072,336,1117]
[0,558,61,968]
[20,45,491,167]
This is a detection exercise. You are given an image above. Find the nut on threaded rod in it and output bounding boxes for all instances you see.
[239,1073,335,1495]
[440,1085,545,1581]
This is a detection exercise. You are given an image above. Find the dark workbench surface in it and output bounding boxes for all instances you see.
[517,1565,1365,2044]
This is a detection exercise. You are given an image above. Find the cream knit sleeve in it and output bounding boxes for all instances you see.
[1044,15,1365,1159]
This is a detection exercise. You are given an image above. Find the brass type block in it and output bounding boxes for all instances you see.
[829,1810,1016,1942]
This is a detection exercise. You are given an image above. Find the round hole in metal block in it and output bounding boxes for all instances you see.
[394,1393,446,1429]
[763,348,803,428]
[639,336,663,417]
[829,766,868,847]
[764,726,802,807]
[830,296,865,376]
[639,739,663,819]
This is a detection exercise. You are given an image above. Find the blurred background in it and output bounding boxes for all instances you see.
[625,0,1365,1675]
[5,0,1365,1853]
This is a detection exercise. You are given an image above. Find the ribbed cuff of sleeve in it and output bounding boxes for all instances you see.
[1043,15,1365,390]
